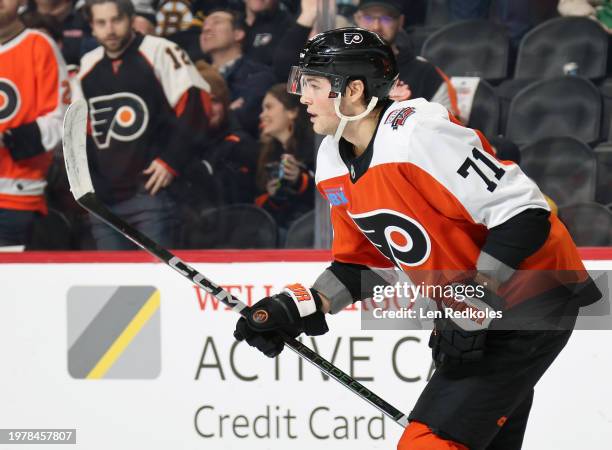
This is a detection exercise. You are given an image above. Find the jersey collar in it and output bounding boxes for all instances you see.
[338,100,392,183]
[0,26,26,49]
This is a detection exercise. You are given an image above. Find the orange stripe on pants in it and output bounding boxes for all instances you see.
[398,421,469,450]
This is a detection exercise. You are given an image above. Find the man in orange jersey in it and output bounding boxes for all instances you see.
[75,0,210,249]
[0,0,69,247]
[233,28,601,449]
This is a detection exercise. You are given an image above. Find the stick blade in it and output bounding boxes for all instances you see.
[63,98,94,200]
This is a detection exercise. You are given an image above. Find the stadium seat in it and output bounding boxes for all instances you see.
[285,210,314,248]
[421,20,509,80]
[467,79,500,137]
[594,143,612,205]
[506,76,601,146]
[425,0,451,27]
[27,208,74,250]
[407,26,438,56]
[599,78,612,141]
[182,204,277,249]
[558,202,612,246]
[521,136,596,207]
[495,79,532,136]
[515,17,608,80]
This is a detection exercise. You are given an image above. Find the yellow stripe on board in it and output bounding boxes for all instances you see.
[86,291,160,379]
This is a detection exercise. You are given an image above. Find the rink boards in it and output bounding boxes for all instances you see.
[0,249,611,450]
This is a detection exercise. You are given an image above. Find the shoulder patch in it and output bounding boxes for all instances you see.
[323,186,349,206]
[384,106,416,130]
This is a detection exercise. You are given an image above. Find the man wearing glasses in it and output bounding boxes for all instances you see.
[354,0,460,116]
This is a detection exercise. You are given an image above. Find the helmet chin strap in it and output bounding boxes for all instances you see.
[333,94,379,142]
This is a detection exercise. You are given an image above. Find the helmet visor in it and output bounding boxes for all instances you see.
[287,66,345,98]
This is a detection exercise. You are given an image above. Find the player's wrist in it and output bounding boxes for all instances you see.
[474,271,502,294]
[281,284,329,336]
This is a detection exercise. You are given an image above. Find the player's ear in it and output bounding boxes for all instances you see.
[346,79,366,105]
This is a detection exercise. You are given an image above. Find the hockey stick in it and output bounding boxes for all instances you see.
[62,99,409,428]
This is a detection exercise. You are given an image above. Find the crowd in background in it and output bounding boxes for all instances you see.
[1,0,611,251]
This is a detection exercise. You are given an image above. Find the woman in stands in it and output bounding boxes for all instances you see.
[255,84,315,239]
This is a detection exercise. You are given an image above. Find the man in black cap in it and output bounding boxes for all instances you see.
[354,0,460,116]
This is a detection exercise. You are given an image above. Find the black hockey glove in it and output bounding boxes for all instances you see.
[234,284,329,358]
[429,279,505,367]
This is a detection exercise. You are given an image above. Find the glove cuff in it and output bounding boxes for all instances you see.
[282,284,328,336]
[283,283,322,317]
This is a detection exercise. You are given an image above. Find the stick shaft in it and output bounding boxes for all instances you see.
[77,193,408,427]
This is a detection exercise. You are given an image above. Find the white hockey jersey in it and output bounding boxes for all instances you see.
[316,98,591,306]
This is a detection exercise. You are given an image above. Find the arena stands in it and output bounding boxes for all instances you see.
[3,0,611,249]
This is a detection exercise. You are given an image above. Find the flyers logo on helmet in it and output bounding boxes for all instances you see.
[349,209,431,268]
[344,33,363,45]
[89,93,149,149]
[0,78,21,124]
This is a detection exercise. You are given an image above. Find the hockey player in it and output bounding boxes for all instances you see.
[75,0,211,249]
[233,28,601,449]
[0,0,69,246]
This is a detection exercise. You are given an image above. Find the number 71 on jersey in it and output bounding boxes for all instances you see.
[457,147,506,192]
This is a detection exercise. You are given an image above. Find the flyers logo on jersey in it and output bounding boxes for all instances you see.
[385,107,415,130]
[89,93,149,149]
[0,78,21,124]
[349,209,431,267]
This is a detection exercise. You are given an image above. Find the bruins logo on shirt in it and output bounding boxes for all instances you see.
[89,93,149,149]
[349,209,431,267]
[155,0,193,37]
[0,78,20,124]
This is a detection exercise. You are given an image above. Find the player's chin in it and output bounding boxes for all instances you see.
[311,121,328,136]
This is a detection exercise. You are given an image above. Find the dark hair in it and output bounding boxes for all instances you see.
[20,11,63,44]
[256,84,314,190]
[207,7,247,32]
[83,0,135,23]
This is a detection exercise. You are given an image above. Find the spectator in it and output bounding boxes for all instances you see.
[558,0,599,17]
[155,0,195,37]
[272,0,356,82]
[0,0,69,247]
[270,0,318,81]
[132,0,157,35]
[199,7,276,137]
[185,61,258,207]
[558,0,612,33]
[244,0,293,67]
[272,0,459,115]
[255,84,315,234]
[20,10,63,43]
[354,0,460,116]
[76,0,211,250]
[31,0,98,66]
